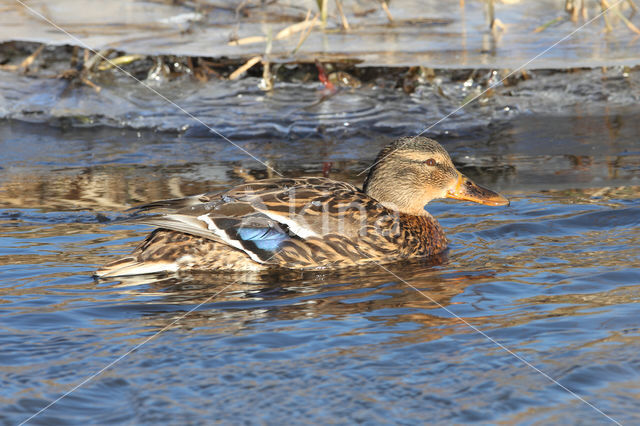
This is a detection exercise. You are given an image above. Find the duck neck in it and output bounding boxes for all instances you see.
[363,160,432,217]
[377,200,430,217]
[364,176,430,216]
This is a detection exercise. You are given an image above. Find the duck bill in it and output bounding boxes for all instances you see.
[446,173,509,206]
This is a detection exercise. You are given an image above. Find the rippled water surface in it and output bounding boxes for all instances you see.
[1,91,640,424]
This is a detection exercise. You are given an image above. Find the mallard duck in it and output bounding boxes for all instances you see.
[96,137,508,277]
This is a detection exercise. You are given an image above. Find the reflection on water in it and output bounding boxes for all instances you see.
[1,110,639,212]
[1,113,639,424]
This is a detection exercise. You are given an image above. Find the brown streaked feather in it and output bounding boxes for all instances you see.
[96,229,264,277]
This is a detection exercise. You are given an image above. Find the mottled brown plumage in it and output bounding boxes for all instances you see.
[96,137,508,277]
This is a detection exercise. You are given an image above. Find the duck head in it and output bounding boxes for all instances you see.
[363,137,509,215]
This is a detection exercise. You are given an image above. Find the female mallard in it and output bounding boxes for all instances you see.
[96,137,508,277]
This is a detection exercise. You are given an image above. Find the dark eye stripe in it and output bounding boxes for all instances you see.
[408,158,438,165]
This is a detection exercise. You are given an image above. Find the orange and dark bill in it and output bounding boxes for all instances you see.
[446,173,509,207]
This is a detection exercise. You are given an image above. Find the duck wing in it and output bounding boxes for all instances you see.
[129,177,373,264]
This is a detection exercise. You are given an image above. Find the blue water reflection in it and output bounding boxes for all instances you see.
[1,112,639,424]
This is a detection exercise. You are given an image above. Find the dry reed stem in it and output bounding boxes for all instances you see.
[381,1,393,22]
[602,0,640,33]
[229,14,320,46]
[292,13,318,54]
[81,77,102,93]
[260,58,273,91]
[1,44,45,71]
[85,49,113,72]
[601,0,613,31]
[320,0,328,27]
[97,54,145,71]
[229,55,262,80]
[534,16,565,33]
[229,35,267,46]
[19,44,45,70]
[335,0,350,30]
[275,16,318,39]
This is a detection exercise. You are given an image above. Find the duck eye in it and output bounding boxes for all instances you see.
[425,158,436,166]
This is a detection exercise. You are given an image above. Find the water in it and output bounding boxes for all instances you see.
[1,83,640,424]
[2,65,640,135]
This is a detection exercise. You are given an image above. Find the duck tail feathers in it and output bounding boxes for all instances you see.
[94,256,178,278]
